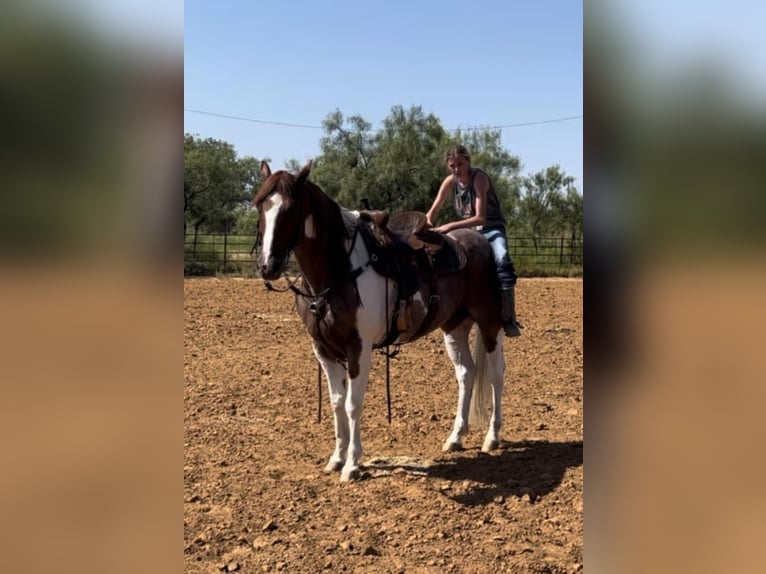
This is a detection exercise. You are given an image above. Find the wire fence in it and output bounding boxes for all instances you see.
[184,232,583,278]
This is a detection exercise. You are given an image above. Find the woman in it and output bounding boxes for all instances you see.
[426,145,521,337]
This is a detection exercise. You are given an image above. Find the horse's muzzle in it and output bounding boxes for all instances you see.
[259,255,285,280]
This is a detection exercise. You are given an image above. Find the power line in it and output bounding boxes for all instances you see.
[184,108,323,129]
[184,108,582,132]
[471,115,583,130]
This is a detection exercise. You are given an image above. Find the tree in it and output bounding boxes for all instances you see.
[519,165,577,251]
[183,107,581,264]
[361,105,449,213]
[309,105,523,223]
[551,184,583,239]
[310,109,377,208]
[184,134,260,237]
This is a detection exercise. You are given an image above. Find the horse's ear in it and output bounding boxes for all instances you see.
[295,160,313,185]
[260,160,272,179]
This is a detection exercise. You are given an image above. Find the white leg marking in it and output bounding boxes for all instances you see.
[340,340,373,482]
[313,343,349,472]
[481,329,506,452]
[442,322,475,452]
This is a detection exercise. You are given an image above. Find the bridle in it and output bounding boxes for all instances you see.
[254,194,397,424]
[253,200,371,314]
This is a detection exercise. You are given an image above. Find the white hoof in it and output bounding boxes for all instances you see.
[481,439,500,452]
[442,440,464,452]
[324,459,344,473]
[340,467,361,482]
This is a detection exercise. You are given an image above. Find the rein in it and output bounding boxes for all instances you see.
[290,224,370,314]
[263,272,302,293]
[260,214,398,426]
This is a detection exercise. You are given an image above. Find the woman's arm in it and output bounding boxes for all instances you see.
[426,176,453,226]
[435,171,489,232]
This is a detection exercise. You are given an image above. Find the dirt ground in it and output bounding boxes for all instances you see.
[184,277,583,574]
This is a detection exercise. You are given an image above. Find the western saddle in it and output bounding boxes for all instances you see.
[356,210,468,344]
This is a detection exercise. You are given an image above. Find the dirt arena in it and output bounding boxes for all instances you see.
[184,277,582,573]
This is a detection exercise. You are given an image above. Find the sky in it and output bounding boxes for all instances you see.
[600,0,766,105]
[184,0,583,188]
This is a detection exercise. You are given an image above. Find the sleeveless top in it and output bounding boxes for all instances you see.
[451,168,506,229]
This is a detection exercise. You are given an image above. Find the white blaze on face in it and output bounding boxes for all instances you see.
[304,214,316,239]
[260,192,284,264]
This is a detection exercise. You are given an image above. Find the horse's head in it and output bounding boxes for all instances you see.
[253,159,313,279]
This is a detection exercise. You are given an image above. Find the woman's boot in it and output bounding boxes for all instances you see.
[501,286,522,337]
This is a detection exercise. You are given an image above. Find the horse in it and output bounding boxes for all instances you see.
[254,160,507,482]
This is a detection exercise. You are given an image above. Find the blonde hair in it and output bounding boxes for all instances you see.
[444,144,471,164]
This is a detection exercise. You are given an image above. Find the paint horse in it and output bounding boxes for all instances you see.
[254,160,507,482]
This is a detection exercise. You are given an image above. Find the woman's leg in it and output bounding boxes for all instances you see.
[482,228,521,337]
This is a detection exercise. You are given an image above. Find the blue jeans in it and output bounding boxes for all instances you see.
[481,226,517,288]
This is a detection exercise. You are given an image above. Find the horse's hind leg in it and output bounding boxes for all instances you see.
[481,329,506,452]
[442,321,475,452]
[313,344,349,473]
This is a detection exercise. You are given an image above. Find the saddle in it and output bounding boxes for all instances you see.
[357,210,468,344]
[358,210,468,278]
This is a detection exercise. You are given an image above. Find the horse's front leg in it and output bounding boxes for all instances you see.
[442,322,475,452]
[341,341,372,482]
[313,344,349,473]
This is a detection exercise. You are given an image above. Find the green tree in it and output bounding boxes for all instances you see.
[519,165,577,251]
[238,156,262,200]
[363,105,449,213]
[184,134,260,237]
[309,106,523,223]
[184,107,581,266]
[550,184,583,240]
[310,109,377,208]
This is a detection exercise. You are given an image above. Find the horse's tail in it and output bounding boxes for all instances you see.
[468,332,491,428]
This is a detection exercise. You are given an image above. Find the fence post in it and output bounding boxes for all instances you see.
[223,229,229,275]
[570,235,575,264]
[559,237,564,265]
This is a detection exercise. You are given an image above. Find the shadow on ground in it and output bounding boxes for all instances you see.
[427,439,583,506]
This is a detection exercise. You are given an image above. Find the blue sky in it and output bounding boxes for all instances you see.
[601,0,766,104]
[184,1,583,188]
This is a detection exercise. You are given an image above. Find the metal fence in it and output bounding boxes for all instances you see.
[184,233,583,277]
